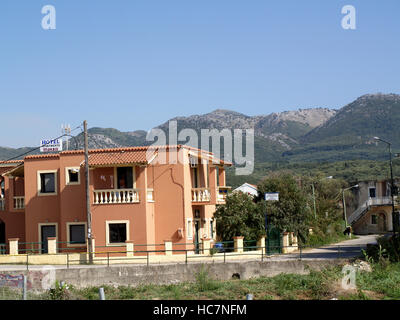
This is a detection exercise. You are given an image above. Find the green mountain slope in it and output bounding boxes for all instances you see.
[281,94,400,162]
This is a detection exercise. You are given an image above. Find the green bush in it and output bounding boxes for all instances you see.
[194,266,220,292]
[365,235,400,263]
[48,281,72,300]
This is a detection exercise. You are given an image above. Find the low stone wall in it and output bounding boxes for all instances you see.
[1,258,348,291]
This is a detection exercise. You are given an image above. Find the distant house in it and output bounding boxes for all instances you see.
[233,183,258,197]
[347,179,399,234]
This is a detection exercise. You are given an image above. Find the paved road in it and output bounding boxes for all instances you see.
[0,234,380,271]
[273,234,378,261]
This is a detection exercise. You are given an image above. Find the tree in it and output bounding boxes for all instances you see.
[257,172,311,243]
[214,192,265,242]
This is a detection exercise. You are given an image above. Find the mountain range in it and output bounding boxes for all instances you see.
[1,93,400,165]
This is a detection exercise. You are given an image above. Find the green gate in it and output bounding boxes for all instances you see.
[266,224,282,255]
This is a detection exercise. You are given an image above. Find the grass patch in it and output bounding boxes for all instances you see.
[20,261,400,300]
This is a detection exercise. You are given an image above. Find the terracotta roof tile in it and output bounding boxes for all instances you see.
[0,160,24,176]
[88,149,149,166]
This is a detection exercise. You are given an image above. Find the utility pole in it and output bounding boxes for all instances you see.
[388,144,396,235]
[84,120,93,263]
[342,184,359,229]
[374,137,397,235]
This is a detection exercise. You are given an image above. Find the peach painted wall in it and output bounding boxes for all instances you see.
[24,156,61,244]
[59,155,87,244]
[92,167,115,189]
[13,177,25,196]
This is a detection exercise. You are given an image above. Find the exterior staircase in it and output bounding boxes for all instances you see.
[348,197,393,226]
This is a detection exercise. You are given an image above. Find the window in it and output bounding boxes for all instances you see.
[117,167,133,189]
[369,187,376,198]
[106,221,129,245]
[66,167,80,185]
[69,224,86,244]
[38,171,57,195]
[210,219,214,239]
[371,215,377,225]
[187,219,193,239]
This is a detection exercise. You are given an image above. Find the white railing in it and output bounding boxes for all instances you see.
[192,188,211,202]
[147,189,154,202]
[348,196,393,225]
[13,196,25,210]
[93,189,140,205]
[368,196,392,206]
[0,198,4,211]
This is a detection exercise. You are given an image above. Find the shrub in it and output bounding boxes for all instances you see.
[48,280,71,300]
[365,235,400,263]
[194,266,220,292]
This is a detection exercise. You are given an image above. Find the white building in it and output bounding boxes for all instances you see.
[233,183,258,197]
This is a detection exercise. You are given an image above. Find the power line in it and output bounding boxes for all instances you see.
[1,124,83,162]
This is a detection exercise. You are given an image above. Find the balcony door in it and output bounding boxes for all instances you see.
[368,187,376,198]
[117,167,133,189]
[191,167,199,188]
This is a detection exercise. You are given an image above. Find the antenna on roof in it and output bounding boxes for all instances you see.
[61,124,72,151]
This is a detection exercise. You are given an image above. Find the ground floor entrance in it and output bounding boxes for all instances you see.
[266,224,282,255]
[40,224,56,253]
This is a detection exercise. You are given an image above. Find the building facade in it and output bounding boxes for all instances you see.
[0,145,231,254]
[347,180,398,234]
[233,183,258,197]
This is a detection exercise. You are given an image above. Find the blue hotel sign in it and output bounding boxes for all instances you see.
[40,138,62,152]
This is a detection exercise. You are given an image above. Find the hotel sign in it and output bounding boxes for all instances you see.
[40,139,62,152]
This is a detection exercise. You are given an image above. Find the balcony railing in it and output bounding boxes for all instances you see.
[192,188,211,202]
[13,196,25,210]
[217,186,231,202]
[0,198,4,211]
[93,189,139,205]
[147,189,154,202]
[368,196,393,206]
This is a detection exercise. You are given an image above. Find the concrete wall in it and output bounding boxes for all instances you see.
[5,259,347,292]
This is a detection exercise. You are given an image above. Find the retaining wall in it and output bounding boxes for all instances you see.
[0,258,349,291]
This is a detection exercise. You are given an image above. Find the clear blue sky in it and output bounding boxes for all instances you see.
[1,0,399,147]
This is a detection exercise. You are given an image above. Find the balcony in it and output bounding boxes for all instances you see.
[367,196,393,206]
[13,196,25,210]
[217,186,231,202]
[192,188,211,203]
[93,189,140,205]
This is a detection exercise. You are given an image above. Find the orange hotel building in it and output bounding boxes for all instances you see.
[0,145,231,254]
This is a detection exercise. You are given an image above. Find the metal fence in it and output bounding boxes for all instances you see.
[61,243,366,268]
[0,241,367,270]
